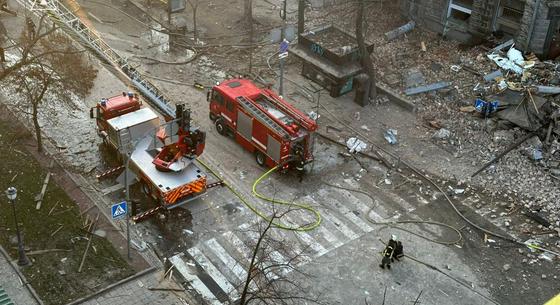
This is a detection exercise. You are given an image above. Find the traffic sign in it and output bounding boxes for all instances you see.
[279,39,289,54]
[111,201,127,219]
[278,52,288,59]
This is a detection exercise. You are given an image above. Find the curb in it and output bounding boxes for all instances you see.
[377,83,417,112]
[0,245,44,305]
[65,266,157,305]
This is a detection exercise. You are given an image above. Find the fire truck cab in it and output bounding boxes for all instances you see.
[208,79,317,169]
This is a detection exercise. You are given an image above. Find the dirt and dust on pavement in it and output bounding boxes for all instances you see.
[2,0,559,304]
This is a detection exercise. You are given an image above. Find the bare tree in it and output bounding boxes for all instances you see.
[0,15,59,82]
[4,20,97,152]
[298,0,305,35]
[186,0,199,42]
[247,0,254,74]
[238,209,321,305]
[355,0,377,103]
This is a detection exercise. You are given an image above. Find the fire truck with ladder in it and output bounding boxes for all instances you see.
[208,78,317,169]
[91,92,213,220]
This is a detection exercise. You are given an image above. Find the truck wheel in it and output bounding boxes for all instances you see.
[215,119,226,136]
[255,151,266,167]
[209,112,218,121]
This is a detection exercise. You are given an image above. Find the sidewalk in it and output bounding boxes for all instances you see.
[80,269,190,305]
[0,247,41,305]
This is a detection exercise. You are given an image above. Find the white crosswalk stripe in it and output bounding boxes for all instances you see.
[274,213,328,256]
[223,231,253,262]
[205,238,247,282]
[239,223,289,275]
[320,189,374,233]
[324,187,385,222]
[227,228,280,280]
[169,254,223,305]
[291,229,328,257]
[285,213,343,249]
[188,247,240,300]
[320,209,359,240]
[271,229,312,265]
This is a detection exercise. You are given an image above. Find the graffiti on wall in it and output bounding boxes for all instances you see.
[310,43,325,56]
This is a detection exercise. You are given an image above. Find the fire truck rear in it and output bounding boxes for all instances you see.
[91,92,208,214]
[208,79,317,169]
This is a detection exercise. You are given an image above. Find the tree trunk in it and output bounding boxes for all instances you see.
[248,15,253,74]
[244,0,253,23]
[239,216,274,305]
[298,0,305,35]
[32,101,42,153]
[355,0,376,104]
[192,5,198,42]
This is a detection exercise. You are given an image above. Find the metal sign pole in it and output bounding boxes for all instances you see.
[279,57,285,96]
[279,0,287,96]
[125,154,131,260]
[278,39,289,96]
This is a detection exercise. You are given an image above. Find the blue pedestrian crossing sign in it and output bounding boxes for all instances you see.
[111,201,127,220]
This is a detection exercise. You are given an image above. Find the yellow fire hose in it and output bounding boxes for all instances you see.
[197,159,321,232]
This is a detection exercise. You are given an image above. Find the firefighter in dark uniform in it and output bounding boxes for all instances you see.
[295,147,305,183]
[379,235,397,269]
[393,240,404,261]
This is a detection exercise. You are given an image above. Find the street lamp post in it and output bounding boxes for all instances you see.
[5,187,30,267]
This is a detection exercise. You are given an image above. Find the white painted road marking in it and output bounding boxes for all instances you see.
[188,247,240,300]
[205,238,247,282]
[169,254,223,305]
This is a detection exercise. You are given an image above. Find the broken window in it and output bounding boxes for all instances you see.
[493,0,524,37]
[447,0,473,24]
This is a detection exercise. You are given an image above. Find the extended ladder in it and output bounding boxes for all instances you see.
[237,96,289,139]
[262,92,316,131]
[19,0,176,119]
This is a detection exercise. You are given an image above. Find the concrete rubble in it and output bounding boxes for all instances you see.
[369,27,560,235]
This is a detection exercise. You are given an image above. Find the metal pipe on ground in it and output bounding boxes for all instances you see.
[471,131,538,177]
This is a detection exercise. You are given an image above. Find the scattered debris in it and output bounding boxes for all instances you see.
[50,225,64,237]
[483,70,503,82]
[460,106,476,113]
[132,239,148,252]
[384,21,415,41]
[346,137,367,153]
[488,39,514,54]
[48,201,60,216]
[383,129,398,145]
[536,86,560,95]
[450,65,461,72]
[78,213,100,273]
[35,172,51,210]
[308,111,319,120]
[432,128,450,140]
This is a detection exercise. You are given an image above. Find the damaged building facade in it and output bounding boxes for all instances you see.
[401,0,560,57]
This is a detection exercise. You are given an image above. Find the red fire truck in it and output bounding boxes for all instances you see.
[208,79,317,168]
[91,92,209,215]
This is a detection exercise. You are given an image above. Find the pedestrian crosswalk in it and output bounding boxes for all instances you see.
[169,181,420,305]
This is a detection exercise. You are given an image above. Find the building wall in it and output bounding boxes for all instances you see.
[516,0,550,53]
[468,0,497,36]
[400,0,448,33]
[400,0,556,56]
